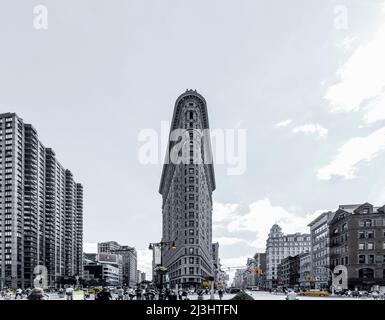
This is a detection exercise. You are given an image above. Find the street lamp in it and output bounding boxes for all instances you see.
[148,240,177,293]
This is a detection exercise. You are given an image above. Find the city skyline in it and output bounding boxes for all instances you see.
[2,0,385,281]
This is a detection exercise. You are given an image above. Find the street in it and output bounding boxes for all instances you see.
[0,290,381,301]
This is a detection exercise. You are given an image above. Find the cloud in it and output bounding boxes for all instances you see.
[335,35,357,53]
[84,242,97,253]
[292,123,328,138]
[324,16,385,124]
[213,202,239,223]
[212,236,260,248]
[224,198,325,248]
[317,126,385,180]
[363,92,385,124]
[213,237,246,246]
[275,119,292,127]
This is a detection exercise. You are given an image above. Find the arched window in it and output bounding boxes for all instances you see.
[358,268,374,279]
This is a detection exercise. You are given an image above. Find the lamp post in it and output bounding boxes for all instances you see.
[148,241,176,295]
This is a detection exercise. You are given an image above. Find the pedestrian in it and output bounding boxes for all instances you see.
[15,288,23,300]
[123,288,129,300]
[65,286,74,300]
[27,288,48,300]
[24,288,32,298]
[149,288,156,300]
[218,288,223,300]
[83,288,90,300]
[178,288,183,300]
[58,288,64,299]
[116,287,124,300]
[182,289,188,300]
[158,288,166,300]
[135,287,143,300]
[169,289,177,300]
[128,287,135,300]
[96,287,112,301]
[286,290,297,301]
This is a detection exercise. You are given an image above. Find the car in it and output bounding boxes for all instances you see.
[298,291,330,297]
[228,288,241,294]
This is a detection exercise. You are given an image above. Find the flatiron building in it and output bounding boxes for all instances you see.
[159,90,216,288]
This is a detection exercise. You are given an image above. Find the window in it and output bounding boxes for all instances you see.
[358,231,365,239]
[358,243,365,250]
[360,219,372,227]
[368,255,375,264]
[367,242,374,250]
[358,268,374,279]
[367,231,374,238]
[342,223,347,231]
[358,255,365,264]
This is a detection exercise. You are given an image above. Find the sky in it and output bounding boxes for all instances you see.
[1,0,385,280]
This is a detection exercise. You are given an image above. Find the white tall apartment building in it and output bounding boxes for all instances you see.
[0,113,83,289]
[265,224,311,289]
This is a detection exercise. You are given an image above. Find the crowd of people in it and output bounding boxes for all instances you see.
[1,287,49,300]
[94,286,225,300]
[0,285,225,301]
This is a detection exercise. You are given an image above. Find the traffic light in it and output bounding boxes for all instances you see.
[255,268,263,274]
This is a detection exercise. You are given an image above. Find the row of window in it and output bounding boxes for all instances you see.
[332,254,385,265]
[358,242,385,250]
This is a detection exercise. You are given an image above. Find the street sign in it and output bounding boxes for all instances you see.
[154,245,162,266]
